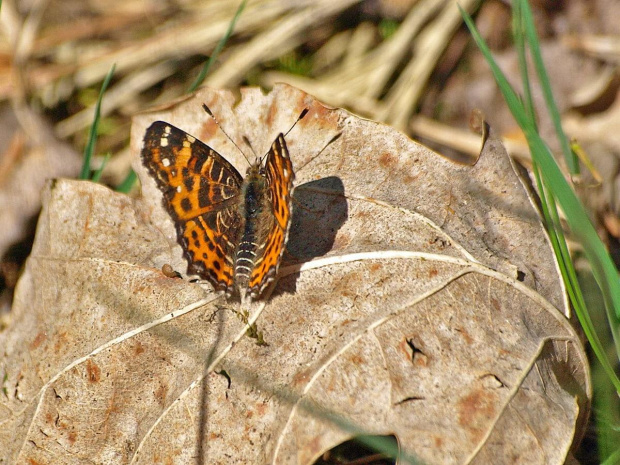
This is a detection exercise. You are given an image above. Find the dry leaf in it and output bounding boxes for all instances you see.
[0,84,590,464]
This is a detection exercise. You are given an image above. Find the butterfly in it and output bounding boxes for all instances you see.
[141,108,305,300]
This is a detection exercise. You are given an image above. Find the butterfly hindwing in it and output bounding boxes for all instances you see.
[247,134,295,297]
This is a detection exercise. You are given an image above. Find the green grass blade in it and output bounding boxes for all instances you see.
[601,447,620,465]
[531,134,620,390]
[524,0,620,338]
[530,155,616,394]
[459,5,620,393]
[116,169,137,194]
[80,64,116,180]
[512,1,536,128]
[591,292,620,463]
[512,3,581,334]
[518,0,578,174]
[515,0,620,347]
[187,0,246,93]
[91,153,110,183]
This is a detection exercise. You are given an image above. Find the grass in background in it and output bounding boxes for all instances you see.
[188,0,246,93]
[81,1,245,192]
[460,0,620,461]
[116,170,138,194]
[80,64,115,180]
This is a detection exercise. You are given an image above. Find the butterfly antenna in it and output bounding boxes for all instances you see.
[284,108,309,138]
[202,103,252,165]
[257,108,310,163]
[242,136,258,159]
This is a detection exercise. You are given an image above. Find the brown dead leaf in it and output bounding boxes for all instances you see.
[0,84,589,464]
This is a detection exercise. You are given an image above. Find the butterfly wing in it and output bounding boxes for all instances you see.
[247,134,295,298]
[141,121,243,293]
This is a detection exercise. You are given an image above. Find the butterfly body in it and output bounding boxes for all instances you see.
[234,166,272,295]
[141,121,294,300]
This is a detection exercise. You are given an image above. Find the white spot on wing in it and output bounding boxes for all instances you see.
[160,137,169,147]
[162,158,171,167]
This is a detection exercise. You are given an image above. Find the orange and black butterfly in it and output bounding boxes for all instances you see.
[141,108,306,300]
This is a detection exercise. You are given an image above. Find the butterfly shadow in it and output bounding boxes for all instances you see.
[275,176,347,297]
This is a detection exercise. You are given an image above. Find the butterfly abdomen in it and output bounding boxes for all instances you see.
[234,169,270,293]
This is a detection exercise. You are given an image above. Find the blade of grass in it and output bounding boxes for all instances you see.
[511,2,595,328]
[512,0,536,127]
[516,0,620,350]
[187,0,246,93]
[518,0,579,175]
[116,169,137,194]
[514,0,620,347]
[459,4,620,394]
[511,2,579,322]
[589,274,620,464]
[91,153,110,183]
[601,447,620,465]
[80,64,116,180]
[511,4,583,332]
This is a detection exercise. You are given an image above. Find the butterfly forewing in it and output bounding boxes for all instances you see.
[141,121,244,293]
[247,134,295,297]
